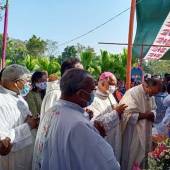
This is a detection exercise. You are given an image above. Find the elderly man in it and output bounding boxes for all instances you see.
[41,58,84,117]
[120,77,161,170]
[89,72,127,162]
[33,68,120,170]
[0,64,38,170]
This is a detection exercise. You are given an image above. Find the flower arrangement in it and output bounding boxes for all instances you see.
[148,136,170,170]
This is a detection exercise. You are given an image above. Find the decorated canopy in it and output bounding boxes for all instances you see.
[133,0,170,60]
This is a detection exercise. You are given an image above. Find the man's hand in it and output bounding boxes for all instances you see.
[94,120,106,138]
[146,112,155,122]
[0,137,12,156]
[85,108,93,120]
[138,112,155,122]
[115,104,128,114]
[25,115,39,129]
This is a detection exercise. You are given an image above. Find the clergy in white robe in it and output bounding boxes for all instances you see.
[40,80,61,118]
[119,79,161,170]
[89,89,121,162]
[33,68,120,170]
[88,72,126,162]
[40,58,84,119]
[0,64,38,170]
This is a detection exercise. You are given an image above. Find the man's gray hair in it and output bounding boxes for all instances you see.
[60,68,93,96]
[1,64,30,82]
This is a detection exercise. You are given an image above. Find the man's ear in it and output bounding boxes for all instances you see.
[76,90,86,98]
[101,81,105,87]
[14,80,20,88]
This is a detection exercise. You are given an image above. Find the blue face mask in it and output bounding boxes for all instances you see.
[20,84,30,96]
[86,91,95,106]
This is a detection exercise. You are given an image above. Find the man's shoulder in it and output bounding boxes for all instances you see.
[69,119,96,137]
[44,89,61,100]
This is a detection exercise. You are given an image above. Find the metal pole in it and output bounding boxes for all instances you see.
[139,43,144,67]
[126,0,136,89]
[98,42,170,48]
[1,0,8,69]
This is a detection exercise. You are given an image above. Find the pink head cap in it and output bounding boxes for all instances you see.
[99,72,114,81]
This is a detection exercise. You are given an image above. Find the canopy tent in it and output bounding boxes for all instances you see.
[133,0,170,60]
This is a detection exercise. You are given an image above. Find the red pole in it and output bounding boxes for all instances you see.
[139,43,144,67]
[1,0,8,69]
[126,0,136,90]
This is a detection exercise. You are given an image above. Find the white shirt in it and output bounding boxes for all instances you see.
[0,86,33,170]
[40,80,61,119]
[33,99,120,170]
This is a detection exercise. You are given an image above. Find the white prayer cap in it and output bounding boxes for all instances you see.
[1,64,30,82]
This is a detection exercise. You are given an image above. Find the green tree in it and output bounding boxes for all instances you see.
[61,45,78,62]
[26,35,47,56]
[143,60,170,75]
[6,39,28,63]
[37,57,61,75]
[0,35,28,64]
[46,40,58,57]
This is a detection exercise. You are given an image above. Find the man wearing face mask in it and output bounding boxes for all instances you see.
[119,77,161,170]
[33,68,120,170]
[0,64,38,170]
[88,72,127,162]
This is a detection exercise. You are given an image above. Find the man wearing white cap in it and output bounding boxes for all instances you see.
[89,72,127,162]
[0,64,38,170]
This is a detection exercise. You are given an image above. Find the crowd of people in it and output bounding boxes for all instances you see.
[0,58,170,170]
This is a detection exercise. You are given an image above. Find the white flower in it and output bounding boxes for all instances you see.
[165,155,170,159]
[160,152,165,157]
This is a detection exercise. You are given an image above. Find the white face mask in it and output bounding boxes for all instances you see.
[35,82,47,90]
[109,85,116,94]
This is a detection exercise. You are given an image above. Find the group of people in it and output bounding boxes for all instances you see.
[0,57,169,170]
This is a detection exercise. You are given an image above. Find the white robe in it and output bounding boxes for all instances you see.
[40,80,61,119]
[88,90,121,162]
[0,86,33,170]
[33,99,120,170]
[119,84,156,170]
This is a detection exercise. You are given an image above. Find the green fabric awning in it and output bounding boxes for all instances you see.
[132,0,170,60]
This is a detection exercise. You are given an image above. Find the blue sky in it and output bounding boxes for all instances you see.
[0,0,135,54]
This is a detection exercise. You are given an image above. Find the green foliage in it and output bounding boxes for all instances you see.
[143,60,170,76]
[2,34,169,80]
[36,57,60,75]
[79,48,130,80]
[26,35,47,56]
[61,45,78,62]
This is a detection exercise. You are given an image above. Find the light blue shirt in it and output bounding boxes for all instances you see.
[33,99,120,170]
[155,92,168,123]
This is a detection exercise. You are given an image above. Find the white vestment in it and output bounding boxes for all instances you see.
[40,80,61,118]
[119,85,156,170]
[0,86,33,170]
[89,90,121,162]
[33,99,120,170]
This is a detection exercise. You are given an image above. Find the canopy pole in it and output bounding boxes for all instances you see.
[1,0,9,69]
[126,0,136,89]
[139,43,144,67]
